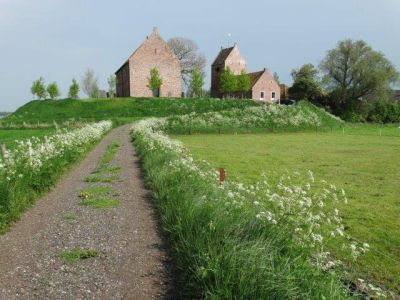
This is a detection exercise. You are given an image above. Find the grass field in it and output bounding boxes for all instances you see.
[175,132,400,292]
[0,128,55,149]
[2,98,259,124]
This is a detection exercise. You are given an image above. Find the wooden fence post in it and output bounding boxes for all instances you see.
[219,168,225,185]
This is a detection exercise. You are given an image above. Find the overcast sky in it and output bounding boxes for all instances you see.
[0,0,399,111]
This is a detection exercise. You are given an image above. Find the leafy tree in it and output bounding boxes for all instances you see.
[47,82,60,99]
[189,68,204,97]
[31,77,47,99]
[219,68,237,97]
[367,99,400,123]
[91,85,100,99]
[68,79,80,99]
[320,39,399,112]
[236,71,251,98]
[81,68,99,98]
[107,74,117,98]
[147,67,163,96]
[289,64,323,101]
[168,37,206,88]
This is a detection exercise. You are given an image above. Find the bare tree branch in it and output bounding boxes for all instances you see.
[168,37,207,89]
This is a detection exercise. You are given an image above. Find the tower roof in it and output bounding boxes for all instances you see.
[211,46,234,66]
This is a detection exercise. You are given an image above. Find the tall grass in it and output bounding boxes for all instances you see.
[131,119,359,299]
[0,121,112,231]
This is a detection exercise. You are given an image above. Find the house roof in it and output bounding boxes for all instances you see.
[115,27,170,75]
[247,70,265,88]
[212,47,234,66]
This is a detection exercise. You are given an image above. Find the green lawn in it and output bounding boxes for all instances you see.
[3,98,258,124]
[175,132,400,292]
[0,128,55,149]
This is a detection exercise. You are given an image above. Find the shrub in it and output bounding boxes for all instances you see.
[47,82,60,100]
[367,100,400,123]
[68,79,80,99]
[30,77,48,100]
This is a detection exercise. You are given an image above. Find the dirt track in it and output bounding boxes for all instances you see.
[0,125,173,299]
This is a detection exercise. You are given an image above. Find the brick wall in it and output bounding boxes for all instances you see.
[251,71,281,102]
[115,28,181,98]
[224,46,247,75]
[211,45,247,98]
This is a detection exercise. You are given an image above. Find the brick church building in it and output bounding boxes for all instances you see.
[115,27,181,98]
[211,44,280,102]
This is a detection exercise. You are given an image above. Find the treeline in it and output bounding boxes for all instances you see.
[287,39,400,123]
[30,69,117,100]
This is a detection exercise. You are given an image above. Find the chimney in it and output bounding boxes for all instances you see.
[153,26,158,33]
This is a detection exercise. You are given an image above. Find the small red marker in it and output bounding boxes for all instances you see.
[219,167,225,184]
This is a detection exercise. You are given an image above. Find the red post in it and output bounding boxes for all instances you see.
[219,167,225,184]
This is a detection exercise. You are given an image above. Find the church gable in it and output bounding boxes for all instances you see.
[115,27,181,98]
[129,28,179,65]
[251,70,281,102]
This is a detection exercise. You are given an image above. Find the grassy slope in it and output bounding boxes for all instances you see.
[175,132,400,292]
[0,128,55,149]
[3,98,259,124]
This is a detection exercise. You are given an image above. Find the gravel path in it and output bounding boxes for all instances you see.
[0,125,173,299]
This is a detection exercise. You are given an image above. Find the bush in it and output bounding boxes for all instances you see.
[367,100,400,123]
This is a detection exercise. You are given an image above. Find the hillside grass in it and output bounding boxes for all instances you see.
[3,97,259,124]
[165,100,344,135]
[175,132,400,292]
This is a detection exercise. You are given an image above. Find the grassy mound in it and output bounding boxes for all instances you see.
[166,100,344,134]
[4,97,259,124]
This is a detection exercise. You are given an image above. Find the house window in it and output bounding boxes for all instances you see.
[260,91,265,100]
[216,67,220,72]
[272,92,276,100]
[154,49,157,54]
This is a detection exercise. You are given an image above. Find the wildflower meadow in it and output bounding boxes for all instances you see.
[131,114,387,299]
[0,121,112,231]
[166,100,343,134]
